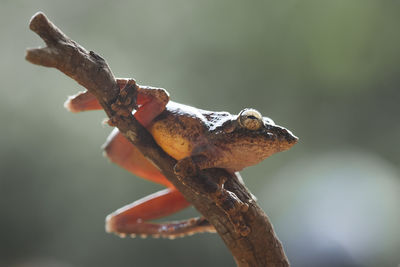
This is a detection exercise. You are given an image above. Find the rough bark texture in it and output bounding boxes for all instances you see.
[26,12,290,267]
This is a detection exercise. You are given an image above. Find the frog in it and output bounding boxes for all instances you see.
[65,78,298,239]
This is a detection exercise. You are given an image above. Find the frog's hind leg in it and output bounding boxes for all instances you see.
[116,78,169,127]
[66,78,169,127]
[106,188,216,239]
[64,90,103,112]
[64,79,131,113]
[103,128,174,188]
[104,130,216,238]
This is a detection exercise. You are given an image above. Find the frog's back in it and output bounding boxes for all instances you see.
[147,101,210,160]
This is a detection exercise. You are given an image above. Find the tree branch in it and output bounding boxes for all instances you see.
[26,12,290,267]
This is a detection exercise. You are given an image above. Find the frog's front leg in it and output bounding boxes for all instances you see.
[173,154,228,183]
[106,188,216,239]
[174,156,250,236]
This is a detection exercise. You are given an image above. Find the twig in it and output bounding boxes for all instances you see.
[26,12,290,267]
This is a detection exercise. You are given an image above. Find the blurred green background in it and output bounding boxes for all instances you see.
[1,1,399,266]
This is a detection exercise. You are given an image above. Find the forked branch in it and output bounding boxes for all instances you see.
[26,12,289,267]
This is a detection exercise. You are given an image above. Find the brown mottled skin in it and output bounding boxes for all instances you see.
[65,78,297,238]
[148,101,298,174]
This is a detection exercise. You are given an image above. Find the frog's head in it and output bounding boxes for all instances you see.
[216,108,298,170]
[237,108,298,150]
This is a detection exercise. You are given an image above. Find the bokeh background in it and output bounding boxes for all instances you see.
[1,1,399,266]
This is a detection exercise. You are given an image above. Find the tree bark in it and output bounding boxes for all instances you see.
[26,12,290,267]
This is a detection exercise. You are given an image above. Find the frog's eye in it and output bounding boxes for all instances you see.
[238,108,263,130]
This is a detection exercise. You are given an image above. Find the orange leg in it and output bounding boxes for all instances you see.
[103,128,174,188]
[64,80,129,113]
[104,133,216,238]
[65,79,169,128]
[66,80,216,237]
[64,90,102,112]
[66,78,172,186]
[116,78,169,127]
[65,80,130,113]
[106,188,215,238]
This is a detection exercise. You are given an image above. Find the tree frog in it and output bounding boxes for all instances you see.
[65,78,298,239]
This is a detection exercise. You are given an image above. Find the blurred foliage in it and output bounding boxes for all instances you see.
[1,1,399,266]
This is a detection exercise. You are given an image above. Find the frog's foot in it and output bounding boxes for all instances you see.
[110,78,138,118]
[173,157,199,182]
[108,217,215,239]
[66,78,169,128]
[211,179,250,236]
[106,188,215,239]
[174,158,251,236]
[114,78,170,127]
[64,78,138,114]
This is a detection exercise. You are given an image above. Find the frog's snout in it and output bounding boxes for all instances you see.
[284,129,298,144]
[270,125,298,150]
